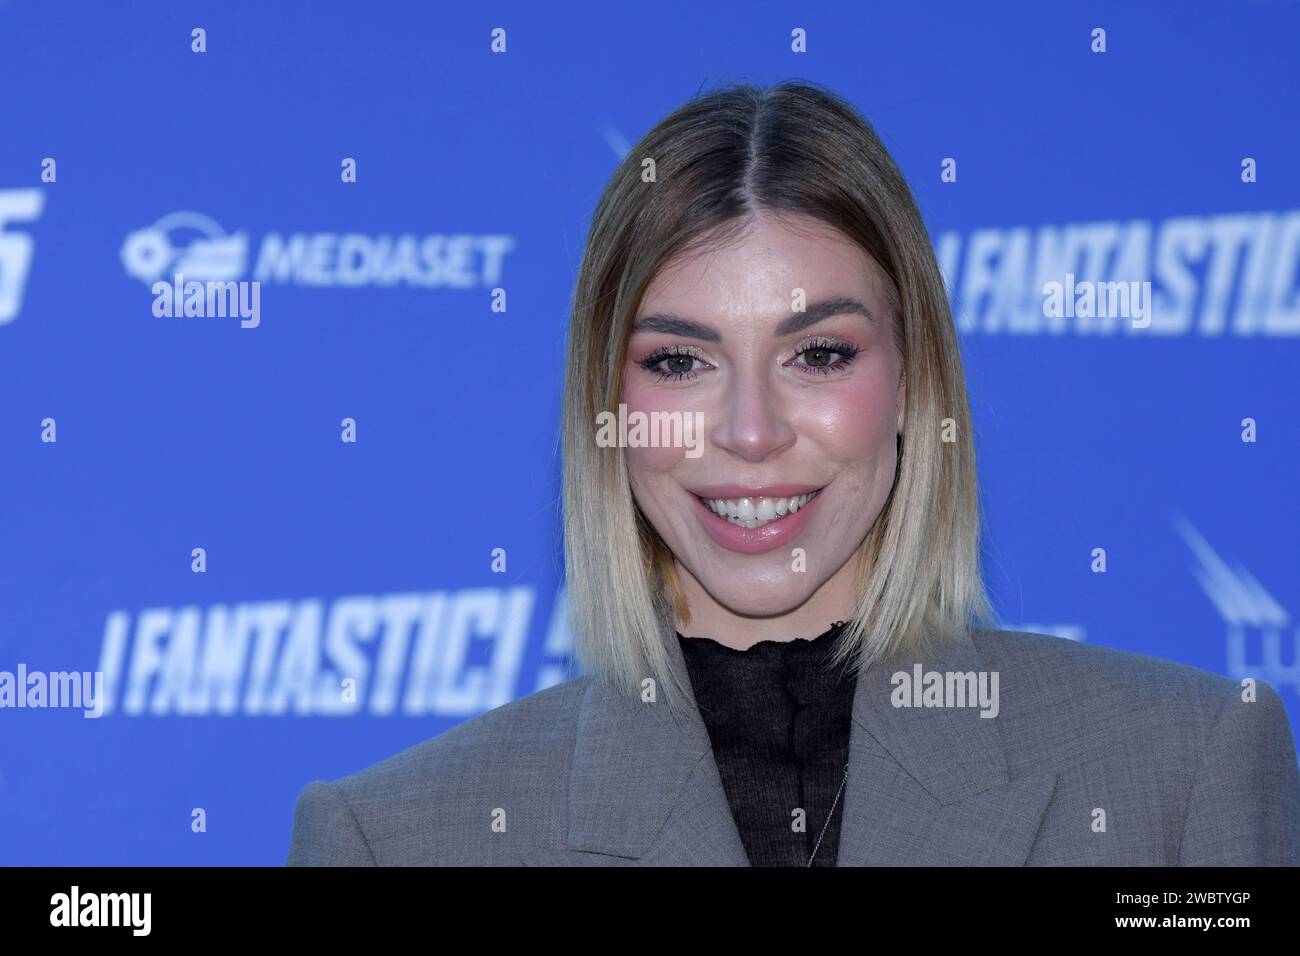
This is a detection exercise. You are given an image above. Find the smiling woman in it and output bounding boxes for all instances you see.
[563,83,982,700]
[618,214,910,646]
[287,79,1300,867]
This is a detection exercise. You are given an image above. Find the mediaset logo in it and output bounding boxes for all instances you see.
[120,210,515,289]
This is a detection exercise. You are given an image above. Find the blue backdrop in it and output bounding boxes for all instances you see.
[1,0,1297,865]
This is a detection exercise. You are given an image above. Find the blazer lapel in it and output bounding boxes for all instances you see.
[522,625,1057,866]
[519,629,750,866]
[836,629,1058,866]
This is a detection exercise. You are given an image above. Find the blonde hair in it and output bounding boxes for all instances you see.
[561,80,996,720]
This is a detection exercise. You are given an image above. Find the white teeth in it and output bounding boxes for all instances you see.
[700,491,820,529]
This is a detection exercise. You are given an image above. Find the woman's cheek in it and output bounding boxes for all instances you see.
[621,376,706,476]
[624,442,686,483]
[813,375,898,456]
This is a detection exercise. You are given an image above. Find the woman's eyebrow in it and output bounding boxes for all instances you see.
[631,296,873,341]
[775,297,874,336]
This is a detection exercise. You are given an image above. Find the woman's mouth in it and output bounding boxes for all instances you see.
[687,485,826,555]
[695,491,821,529]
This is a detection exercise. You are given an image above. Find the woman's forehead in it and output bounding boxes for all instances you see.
[639,225,889,321]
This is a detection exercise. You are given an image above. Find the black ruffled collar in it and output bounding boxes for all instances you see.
[676,619,850,657]
[675,620,855,713]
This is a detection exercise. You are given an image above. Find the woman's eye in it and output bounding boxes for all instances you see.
[792,342,859,374]
[799,347,837,367]
[637,342,857,380]
[638,348,708,381]
[659,354,697,376]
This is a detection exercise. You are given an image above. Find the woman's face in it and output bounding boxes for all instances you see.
[622,211,905,622]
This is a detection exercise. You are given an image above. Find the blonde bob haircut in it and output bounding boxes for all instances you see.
[561,80,996,720]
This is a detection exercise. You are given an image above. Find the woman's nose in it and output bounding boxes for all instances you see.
[708,369,797,463]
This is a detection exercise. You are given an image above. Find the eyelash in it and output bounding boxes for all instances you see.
[636,338,860,382]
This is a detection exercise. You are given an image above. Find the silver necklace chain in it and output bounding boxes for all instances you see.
[806,762,850,866]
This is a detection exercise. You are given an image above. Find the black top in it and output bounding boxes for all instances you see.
[676,620,857,866]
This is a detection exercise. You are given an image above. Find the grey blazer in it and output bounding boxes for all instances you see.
[285,628,1300,865]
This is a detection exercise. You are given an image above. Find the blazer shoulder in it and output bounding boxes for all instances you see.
[286,675,590,865]
[967,627,1295,770]
[348,674,588,788]
[970,626,1246,707]
[969,628,1300,864]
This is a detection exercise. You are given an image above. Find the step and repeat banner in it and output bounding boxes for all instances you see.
[1,0,1296,864]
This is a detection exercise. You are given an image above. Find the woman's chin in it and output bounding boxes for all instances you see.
[694,581,821,620]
